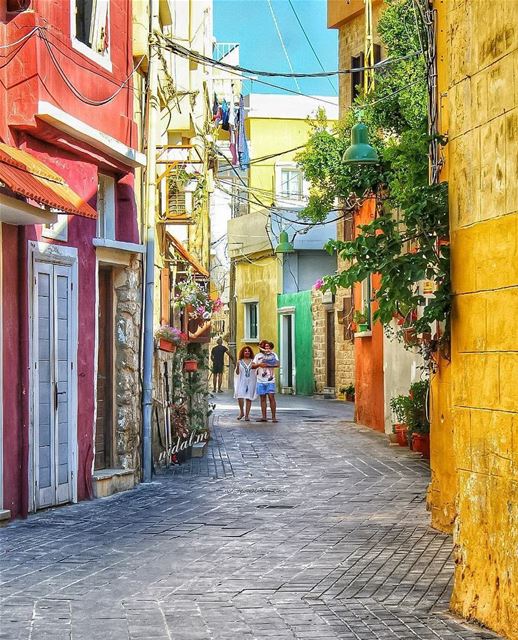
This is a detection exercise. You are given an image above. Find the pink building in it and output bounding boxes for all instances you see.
[0,0,145,519]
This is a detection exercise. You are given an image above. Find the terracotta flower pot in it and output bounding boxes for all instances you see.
[158,339,176,353]
[394,423,408,447]
[411,433,430,458]
[345,393,355,402]
[183,359,198,372]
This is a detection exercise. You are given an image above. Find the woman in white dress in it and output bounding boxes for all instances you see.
[234,346,257,421]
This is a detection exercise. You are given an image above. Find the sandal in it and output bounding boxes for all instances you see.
[237,415,244,420]
[256,418,268,422]
[244,417,250,422]
[272,419,278,423]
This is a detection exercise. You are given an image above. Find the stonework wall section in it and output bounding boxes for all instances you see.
[113,256,142,473]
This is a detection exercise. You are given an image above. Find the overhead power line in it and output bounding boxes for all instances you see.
[266,0,301,93]
[158,34,421,79]
[287,0,337,95]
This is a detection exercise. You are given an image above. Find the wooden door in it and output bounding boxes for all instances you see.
[33,261,74,509]
[95,268,113,470]
[326,310,336,388]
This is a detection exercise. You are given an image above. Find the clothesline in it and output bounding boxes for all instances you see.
[212,93,249,170]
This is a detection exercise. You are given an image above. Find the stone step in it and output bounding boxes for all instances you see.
[92,468,136,499]
[0,509,11,526]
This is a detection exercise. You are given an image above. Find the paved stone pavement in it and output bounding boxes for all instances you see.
[0,393,501,640]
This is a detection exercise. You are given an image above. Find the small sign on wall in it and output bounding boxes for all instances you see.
[321,290,334,304]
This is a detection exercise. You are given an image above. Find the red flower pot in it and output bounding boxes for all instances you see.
[411,433,430,458]
[158,339,176,353]
[394,423,408,447]
[183,359,198,373]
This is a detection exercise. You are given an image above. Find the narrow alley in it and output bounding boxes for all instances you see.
[0,395,499,640]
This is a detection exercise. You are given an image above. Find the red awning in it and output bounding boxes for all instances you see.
[0,143,97,219]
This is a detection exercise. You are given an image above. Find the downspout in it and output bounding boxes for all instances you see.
[142,0,160,483]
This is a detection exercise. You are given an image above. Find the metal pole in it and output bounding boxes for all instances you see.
[142,0,160,483]
[228,255,236,390]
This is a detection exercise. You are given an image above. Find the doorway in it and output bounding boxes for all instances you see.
[326,310,335,388]
[280,312,295,392]
[31,253,77,510]
[95,268,113,470]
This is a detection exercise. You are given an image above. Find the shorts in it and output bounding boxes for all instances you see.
[212,364,224,374]
[256,382,276,395]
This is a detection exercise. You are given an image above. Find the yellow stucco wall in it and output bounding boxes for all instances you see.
[235,253,281,352]
[434,2,518,637]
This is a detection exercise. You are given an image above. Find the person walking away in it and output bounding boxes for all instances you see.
[253,340,279,422]
[211,338,234,393]
[234,346,257,421]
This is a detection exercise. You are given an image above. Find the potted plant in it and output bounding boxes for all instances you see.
[390,394,412,447]
[353,308,369,333]
[341,383,355,402]
[183,354,199,373]
[407,380,430,458]
[154,325,188,352]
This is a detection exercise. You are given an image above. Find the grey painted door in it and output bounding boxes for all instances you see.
[33,261,74,509]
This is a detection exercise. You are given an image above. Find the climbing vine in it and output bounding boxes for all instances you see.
[297,0,449,342]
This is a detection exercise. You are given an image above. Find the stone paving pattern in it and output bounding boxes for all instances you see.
[0,394,501,639]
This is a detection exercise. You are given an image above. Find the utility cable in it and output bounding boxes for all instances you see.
[266,0,301,93]
[39,30,145,106]
[0,25,40,49]
[158,34,421,79]
[287,0,337,95]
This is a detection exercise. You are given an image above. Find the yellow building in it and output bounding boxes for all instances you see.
[227,94,338,364]
[430,1,518,638]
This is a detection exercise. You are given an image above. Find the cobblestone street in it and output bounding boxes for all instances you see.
[0,394,501,640]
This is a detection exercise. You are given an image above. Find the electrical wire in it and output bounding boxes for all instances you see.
[266,0,301,93]
[216,181,352,227]
[0,26,40,49]
[287,0,337,95]
[39,30,145,106]
[159,34,421,79]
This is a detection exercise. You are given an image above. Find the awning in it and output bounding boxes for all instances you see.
[0,143,97,219]
[166,233,209,278]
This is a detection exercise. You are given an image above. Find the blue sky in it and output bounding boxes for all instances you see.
[213,0,338,97]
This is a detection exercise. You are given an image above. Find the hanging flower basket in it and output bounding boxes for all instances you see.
[158,339,176,353]
[183,358,198,373]
[154,325,188,351]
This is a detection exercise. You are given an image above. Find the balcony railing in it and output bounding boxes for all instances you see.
[213,42,239,62]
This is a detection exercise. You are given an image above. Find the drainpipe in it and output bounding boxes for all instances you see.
[142,0,160,483]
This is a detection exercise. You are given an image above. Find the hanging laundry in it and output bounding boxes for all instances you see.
[212,93,219,118]
[237,95,250,170]
[221,99,230,131]
[229,128,238,166]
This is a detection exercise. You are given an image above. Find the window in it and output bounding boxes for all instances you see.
[42,213,68,242]
[72,0,111,67]
[350,45,381,103]
[280,168,303,199]
[244,302,259,341]
[360,277,372,329]
[96,174,116,240]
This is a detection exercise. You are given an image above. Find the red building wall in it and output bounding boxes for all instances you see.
[1,0,139,517]
[353,199,385,432]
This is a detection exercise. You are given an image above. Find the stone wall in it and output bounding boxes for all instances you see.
[113,256,142,473]
[312,278,355,397]
[337,2,384,116]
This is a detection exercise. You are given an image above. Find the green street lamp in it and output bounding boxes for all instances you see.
[275,230,295,254]
[343,122,379,165]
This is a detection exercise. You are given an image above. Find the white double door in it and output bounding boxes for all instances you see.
[32,258,76,510]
